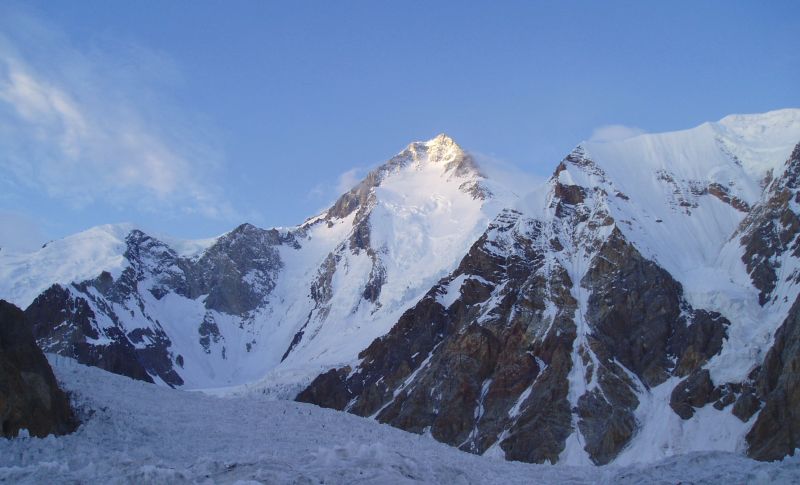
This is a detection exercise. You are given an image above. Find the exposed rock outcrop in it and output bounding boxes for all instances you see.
[25,284,160,384]
[577,228,729,463]
[0,300,76,438]
[739,144,800,305]
[746,293,800,460]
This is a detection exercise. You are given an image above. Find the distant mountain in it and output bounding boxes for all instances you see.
[3,109,800,465]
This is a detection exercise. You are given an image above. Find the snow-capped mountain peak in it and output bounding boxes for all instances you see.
[324,134,488,222]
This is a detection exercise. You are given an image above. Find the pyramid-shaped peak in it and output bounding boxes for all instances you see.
[422,133,465,156]
[427,133,458,145]
[323,134,486,221]
[411,133,467,164]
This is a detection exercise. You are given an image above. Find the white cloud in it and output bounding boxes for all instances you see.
[306,167,365,206]
[471,151,547,197]
[0,8,238,221]
[588,124,647,143]
[336,168,362,194]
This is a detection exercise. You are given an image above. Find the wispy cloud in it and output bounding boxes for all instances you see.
[588,124,646,143]
[335,168,363,194]
[471,151,547,197]
[307,166,365,206]
[0,6,238,221]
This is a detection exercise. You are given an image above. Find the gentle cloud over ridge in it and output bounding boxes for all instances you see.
[588,124,647,143]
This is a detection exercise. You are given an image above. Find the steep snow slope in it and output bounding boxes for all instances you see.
[0,134,508,390]
[2,357,798,484]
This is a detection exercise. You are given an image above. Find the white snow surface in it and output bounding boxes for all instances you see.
[1,357,798,484]
[0,223,135,308]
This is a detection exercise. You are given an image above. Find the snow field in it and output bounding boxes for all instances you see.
[2,357,799,484]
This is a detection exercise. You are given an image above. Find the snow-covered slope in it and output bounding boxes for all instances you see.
[0,224,136,308]
[0,134,509,390]
[2,356,798,484]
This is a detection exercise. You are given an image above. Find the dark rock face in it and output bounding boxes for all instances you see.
[25,285,162,385]
[577,228,729,463]
[739,144,800,305]
[670,310,729,377]
[733,390,761,422]
[0,300,76,438]
[576,377,638,465]
[707,182,751,213]
[746,293,800,460]
[189,224,292,315]
[300,209,579,464]
[198,315,223,354]
[583,228,683,389]
[670,369,715,419]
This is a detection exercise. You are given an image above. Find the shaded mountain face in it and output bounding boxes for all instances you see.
[4,110,800,465]
[0,300,76,438]
[23,224,294,387]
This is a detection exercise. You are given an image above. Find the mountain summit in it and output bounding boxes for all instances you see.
[325,133,488,222]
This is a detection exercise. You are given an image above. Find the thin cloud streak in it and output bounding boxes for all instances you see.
[588,124,647,143]
[0,8,240,222]
[335,168,363,195]
[306,166,365,209]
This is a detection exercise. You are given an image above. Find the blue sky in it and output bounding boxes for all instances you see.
[0,1,798,250]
